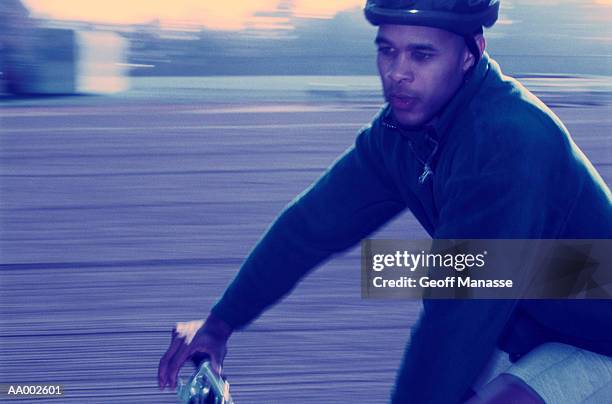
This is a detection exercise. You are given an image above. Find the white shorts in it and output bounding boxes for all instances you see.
[474,343,612,403]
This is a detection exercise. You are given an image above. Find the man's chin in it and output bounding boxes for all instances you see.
[392,109,427,128]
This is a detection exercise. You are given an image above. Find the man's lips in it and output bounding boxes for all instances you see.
[389,94,419,111]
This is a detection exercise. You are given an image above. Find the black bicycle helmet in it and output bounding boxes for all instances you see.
[364,0,500,35]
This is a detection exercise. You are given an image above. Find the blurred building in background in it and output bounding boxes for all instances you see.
[0,0,36,94]
[1,0,610,96]
[124,1,611,78]
[0,0,128,96]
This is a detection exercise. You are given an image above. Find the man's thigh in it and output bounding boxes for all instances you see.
[472,343,612,403]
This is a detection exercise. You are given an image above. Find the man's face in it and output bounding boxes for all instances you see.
[376,24,473,127]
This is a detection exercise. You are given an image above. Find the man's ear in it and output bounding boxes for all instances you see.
[475,34,486,57]
[462,34,486,72]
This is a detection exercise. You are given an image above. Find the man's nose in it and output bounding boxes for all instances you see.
[388,53,415,83]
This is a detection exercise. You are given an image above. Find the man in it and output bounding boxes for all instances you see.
[159,1,612,402]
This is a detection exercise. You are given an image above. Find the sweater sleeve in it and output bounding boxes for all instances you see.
[211,126,406,329]
[392,117,571,403]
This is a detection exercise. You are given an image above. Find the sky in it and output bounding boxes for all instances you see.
[21,0,365,30]
[23,0,611,31]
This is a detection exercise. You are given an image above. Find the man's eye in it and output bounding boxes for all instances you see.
[377,47,395,56]
[412,51,433,61]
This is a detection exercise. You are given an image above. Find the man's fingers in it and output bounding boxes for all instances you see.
[158,332,187,389]
[209,347,227,375]
[209,356,222,375]
[165,344,195,389]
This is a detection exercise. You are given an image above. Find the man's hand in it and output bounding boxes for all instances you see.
[158,314,233,390]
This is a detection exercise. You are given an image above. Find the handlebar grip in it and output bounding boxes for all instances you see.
[177,360,234,404]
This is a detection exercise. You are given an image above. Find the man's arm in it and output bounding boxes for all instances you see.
[159,124,406,389]
[211,125,406,329]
